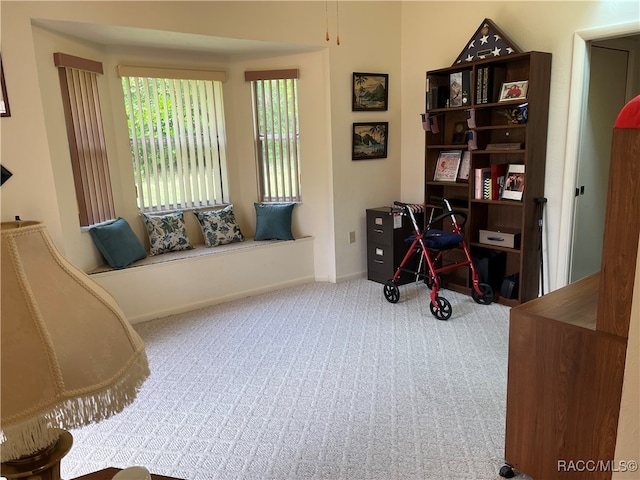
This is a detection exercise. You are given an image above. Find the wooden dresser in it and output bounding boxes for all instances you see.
[503,110,640,478]
[504,273,627,479]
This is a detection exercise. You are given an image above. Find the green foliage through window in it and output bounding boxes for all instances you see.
[121,76,228,211]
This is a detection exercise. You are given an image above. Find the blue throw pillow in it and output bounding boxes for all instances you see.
[89,218,147,269]
[254,203,295,241]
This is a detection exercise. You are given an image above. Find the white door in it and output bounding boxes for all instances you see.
[569,41,633,283]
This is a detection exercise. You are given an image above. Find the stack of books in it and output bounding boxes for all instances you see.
[476,66,507,104]
[474,164,508,200]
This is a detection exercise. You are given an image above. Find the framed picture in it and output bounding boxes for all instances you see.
[502,164,525,200]
[433,150,462,182]
[1,54,10,118]
[449,72,463,107]
[498,80,528,102]
[352,72,388,111]
[352,122,388,160]
[457,151,471,182]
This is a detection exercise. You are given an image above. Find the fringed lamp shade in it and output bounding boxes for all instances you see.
[1,221,149,466]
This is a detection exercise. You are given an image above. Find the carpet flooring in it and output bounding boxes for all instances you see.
[61,278,524,480]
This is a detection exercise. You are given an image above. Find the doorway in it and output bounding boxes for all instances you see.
[569,34,640,283]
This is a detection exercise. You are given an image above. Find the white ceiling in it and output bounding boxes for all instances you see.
[32,18,320,58]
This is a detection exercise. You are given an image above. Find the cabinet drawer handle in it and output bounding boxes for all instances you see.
[374,260,384,264]
[487,236,504,242]
[373,229,384,233]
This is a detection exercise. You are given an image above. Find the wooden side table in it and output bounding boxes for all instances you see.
[71,467,185,480]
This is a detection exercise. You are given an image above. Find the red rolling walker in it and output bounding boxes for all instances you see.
[383,199,494,320]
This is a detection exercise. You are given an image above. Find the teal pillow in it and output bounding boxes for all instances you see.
[89,218,147,269]
[141,211,194,256]
[254,203,295,241]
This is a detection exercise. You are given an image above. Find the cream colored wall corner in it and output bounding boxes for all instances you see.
[613,235,640,479]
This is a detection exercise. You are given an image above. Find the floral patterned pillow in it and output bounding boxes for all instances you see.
[141,211,194,256]
[194,205,245,247]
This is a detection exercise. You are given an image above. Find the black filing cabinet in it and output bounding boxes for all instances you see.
[366,207,421,285]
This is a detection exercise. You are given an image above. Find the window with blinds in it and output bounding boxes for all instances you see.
[54,53,115,227]
[245,69,301,203]
[118,66,229,212]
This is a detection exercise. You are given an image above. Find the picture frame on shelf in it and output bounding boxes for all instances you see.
[457,151,471,182]
[498,80,528,102]
[1,54,10,118]
[449,72,463,107]
[433,150,462,182]
[352,73,388,111]
[352,122,388,160]
[502,164,525,200]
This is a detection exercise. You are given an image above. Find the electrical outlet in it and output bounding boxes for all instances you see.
[348,231,356,244]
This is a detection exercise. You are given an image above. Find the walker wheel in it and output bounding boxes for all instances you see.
[499,465,515,478]
[472,283,494,305]
[429,296,452,320]
[383,280,400,303]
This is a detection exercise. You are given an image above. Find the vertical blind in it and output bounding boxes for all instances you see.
[245,70,301,203]
[54,53,115,227]
[118,66,228,212]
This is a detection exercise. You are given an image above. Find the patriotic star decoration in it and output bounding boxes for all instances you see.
[452,19,523,66]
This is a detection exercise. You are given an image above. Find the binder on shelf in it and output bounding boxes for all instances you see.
[490,163,509,200]
[481,67,489,104]
[474,167,491,199]
[489,66,507,104]
[476,66,507,104]
[462,70,472,106]
[483,176,492,199]
[476,68,484,104]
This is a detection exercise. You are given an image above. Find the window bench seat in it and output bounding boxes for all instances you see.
[88,238,300,274]
[89,236,314,324]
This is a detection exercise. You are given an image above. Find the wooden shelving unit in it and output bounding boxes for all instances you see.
[424,51,552,304]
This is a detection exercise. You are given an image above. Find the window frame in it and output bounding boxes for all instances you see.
[118,65,229,213]
[245,69,302,203]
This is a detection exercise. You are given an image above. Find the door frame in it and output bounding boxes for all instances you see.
[556,21,640,288]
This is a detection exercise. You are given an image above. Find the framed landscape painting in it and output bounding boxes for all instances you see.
[352,73,388,111]
[352,122,388,160]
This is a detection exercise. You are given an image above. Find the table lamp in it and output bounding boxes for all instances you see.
[1,221,150,479]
